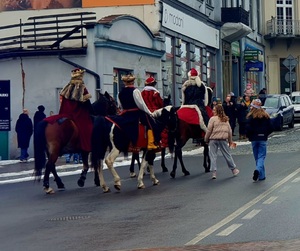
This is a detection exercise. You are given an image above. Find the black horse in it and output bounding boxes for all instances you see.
[34,91,118,194]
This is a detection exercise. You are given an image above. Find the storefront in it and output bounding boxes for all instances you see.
[160,2,220,106]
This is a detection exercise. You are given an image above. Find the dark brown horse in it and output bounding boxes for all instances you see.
[34,91,118,194]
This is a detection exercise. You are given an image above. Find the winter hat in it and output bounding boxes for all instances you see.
[38,105,45,112]
[145,77,157,86]
[250,99,262,109]
[188,68,199,79]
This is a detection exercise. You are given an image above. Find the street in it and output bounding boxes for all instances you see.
[1,125,300,251]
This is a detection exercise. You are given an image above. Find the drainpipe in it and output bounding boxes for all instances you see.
[58,54,101,93]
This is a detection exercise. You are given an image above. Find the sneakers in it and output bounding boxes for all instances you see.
[232,168,240,176]
[212,170,217,179]
[253,170,259,181]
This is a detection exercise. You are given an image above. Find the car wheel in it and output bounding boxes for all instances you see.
[288,116,295,128]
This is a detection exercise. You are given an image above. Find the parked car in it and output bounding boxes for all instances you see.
[262,94,294,131]
[291,91,300,121]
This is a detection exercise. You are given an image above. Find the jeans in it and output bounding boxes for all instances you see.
[20,148,29,160]
[251,141,267,179]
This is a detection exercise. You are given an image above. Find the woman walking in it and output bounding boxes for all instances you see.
[204,105,239,179]
[246,99,273,181]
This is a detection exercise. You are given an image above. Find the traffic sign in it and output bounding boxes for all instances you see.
[285,72,296,83]
[283,55,298,70]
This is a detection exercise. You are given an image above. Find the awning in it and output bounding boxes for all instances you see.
[221,22,252,43]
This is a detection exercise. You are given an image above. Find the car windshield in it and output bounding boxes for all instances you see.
[264,97,279,108]
[292,96,300,104]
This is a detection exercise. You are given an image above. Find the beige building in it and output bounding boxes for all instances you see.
[262,0,300,94]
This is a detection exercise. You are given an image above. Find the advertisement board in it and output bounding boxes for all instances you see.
[0,0,154,11]
[0,81,10,131]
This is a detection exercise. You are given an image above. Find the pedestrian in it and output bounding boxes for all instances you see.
[15,109,33,162]
[258,87,267,105]
[204,104,239,179]
[236,95,251,139]
[223,93,237,136]
[245,99,273,182]
[33,105,46,130]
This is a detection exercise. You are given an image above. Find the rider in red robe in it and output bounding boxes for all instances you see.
[58,68,93,152]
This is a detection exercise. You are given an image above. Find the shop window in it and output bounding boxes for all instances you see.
[207,52,216,91]
[246,72,259,94]
[180,41,188,81]
[194,47,203,79]
[165,36,174,102]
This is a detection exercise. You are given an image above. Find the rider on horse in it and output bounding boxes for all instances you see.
[181,68,210,131]
[58,68,93,152]
[117,74,160,150]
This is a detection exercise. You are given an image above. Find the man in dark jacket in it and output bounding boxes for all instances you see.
[15,109,33,162]
[246,99,274,181]
[33,105,46,130]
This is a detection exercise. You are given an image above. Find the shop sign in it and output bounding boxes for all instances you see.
[162,3,219,49]
[0,81,10,131]
[231,41,240,56]
[244,49,263,72]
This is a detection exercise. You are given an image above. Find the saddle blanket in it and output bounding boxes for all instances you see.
[177,107,200,125]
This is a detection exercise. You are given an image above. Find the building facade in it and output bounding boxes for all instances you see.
[0,0,262,159]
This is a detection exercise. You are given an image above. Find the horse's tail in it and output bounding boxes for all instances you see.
[34,120,47,178]
[91,116,110,168]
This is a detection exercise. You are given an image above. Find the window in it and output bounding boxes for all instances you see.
[165,36,174,102]
[194,47,202,79]
[276,0,293,34]
[206,52,216,90]
[113,68,133,103]
[180,41,188,81]
[257,0,261,33]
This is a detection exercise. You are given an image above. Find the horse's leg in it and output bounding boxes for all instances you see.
[129,152,138,178]
[177,147,190,176]
[203,144,210,173]
[95,159,110,193]
[105,148,121,191]
[161,148,168,172]
[43,161,54,194]
[50,164,65,191]
[77,151,91,187]
[137,156,147,189]
[147,150,159,186]
[170,145,179,178]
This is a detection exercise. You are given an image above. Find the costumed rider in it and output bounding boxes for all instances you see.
[59,68,94,152]
[141,77,168,150]
[181,68,209,130]
[118,74,160,150]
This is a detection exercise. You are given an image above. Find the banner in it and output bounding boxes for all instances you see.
[0,81,10,131]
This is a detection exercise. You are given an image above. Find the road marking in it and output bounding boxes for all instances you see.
[242,209,261,220]
[292,177,300,183]
[216,224,243,236]
[263,196,278,204]
[278,185,291,193]
[185,168,300,246]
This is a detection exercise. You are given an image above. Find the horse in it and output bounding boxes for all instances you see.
[167,87,213,178]
[34,91,119,194]
[91,106,177,192]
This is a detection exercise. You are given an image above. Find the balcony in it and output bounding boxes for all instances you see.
[221,7,249,26]
[265,18,300,48]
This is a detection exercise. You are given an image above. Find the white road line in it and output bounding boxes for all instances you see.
[241,209,261,220]
[185,168,300,246]
[278,185,291,193]
[263,196,278,204]
[292,177,300,183]
[216,224,243,236]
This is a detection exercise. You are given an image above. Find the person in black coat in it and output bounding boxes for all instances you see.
[223,94,237,136]
[33,105,46,130]
[245,99,274,182]
[15,109,33,162]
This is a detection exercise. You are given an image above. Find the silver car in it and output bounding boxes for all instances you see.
[291,92,300,121]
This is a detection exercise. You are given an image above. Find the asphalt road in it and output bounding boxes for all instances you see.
[1,125,300,251]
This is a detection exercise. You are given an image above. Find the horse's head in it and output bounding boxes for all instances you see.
[92,91,119,116]
[152,105,178,132]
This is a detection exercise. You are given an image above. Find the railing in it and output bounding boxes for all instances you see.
[266,18,300,37]
[0,12,96,52]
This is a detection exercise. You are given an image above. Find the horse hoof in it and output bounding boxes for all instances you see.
[103,188,111,193]
[162,167,168,172]
[114,185,121,191]
[153,181,160,186]
[205,169,210,173]
[77,179,85,187]
[44,187,54,194]
[170,171,175,178]
[184,171,190,176]
[138,184,145,189]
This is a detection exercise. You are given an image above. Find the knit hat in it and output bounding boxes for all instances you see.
[145,77,157,86]
[250,99,262,109]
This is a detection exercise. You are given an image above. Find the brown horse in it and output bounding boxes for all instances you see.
[34,91,118,194]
